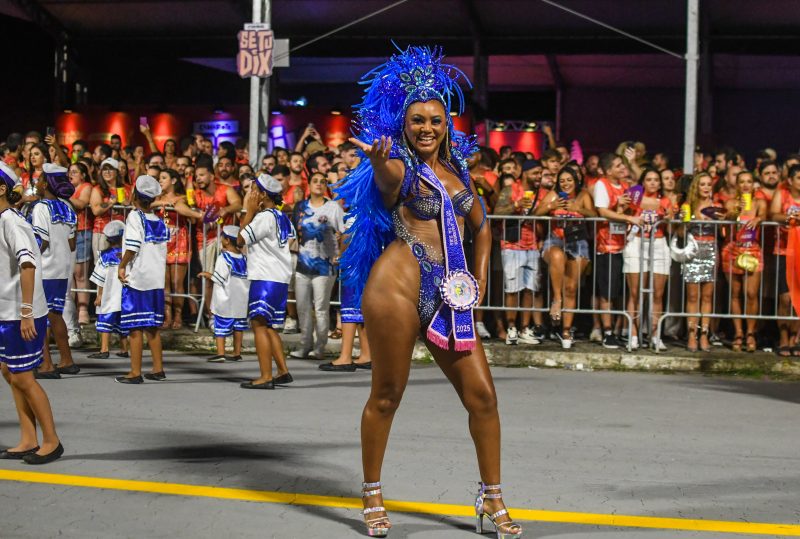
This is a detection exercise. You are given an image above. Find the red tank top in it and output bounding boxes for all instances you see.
[71,182,93,232]
[775,187,800,255]
[595,177,629,254]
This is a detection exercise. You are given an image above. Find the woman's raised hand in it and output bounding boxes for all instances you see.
[349,136,392,165]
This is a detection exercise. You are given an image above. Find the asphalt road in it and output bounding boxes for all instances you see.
[0,350,798,538]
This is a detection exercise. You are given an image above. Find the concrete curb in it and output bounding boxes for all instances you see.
[78,326,800,377]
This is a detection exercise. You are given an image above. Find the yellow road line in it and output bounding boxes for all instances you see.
[1,469,799,536]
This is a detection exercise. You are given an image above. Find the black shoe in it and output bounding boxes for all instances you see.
[207,355,227,363]
[319,362,357,372]
[115,375,143,384]
[35,370,61,380]
[143,371,166,381]
[22,443,64,465]
[227,355,243,362]
[532,324,546,341]
[56,364,80,375]
[354,362,372,370]
[115,352,129,358]
[602,333,621,349]
[273,372,294,385]
[0,446,39,459]
[87,351,110,359]
[240,380,275,389]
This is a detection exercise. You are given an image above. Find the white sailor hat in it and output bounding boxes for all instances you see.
[134,174,162,200]
[254,173,283,195]
[103,220,125,238]
[0,162,20,190]
[222,225,240,240]
[43,163,68,178]
[100,157,120,170]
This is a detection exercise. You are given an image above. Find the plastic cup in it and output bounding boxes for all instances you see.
[186,188,195,207]
[681,203,691,222]
[116,187,125,203]
[742,193,752,211]
[524,190,534,199]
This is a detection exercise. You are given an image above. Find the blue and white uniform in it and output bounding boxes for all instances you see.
[242,208,295,328]
[340,213,363,324]
[120,209,168,330]
[0,208,49,373]
[90,246,128,336]
[210,251,250,337]
[31,198,76,314]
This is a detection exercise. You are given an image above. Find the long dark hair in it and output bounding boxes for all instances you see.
[555,166,583,194]
[97,164,120,198]
[27,142,50,173]
[162,168,185,195]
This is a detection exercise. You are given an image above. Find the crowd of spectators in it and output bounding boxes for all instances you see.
[2,121,799,360]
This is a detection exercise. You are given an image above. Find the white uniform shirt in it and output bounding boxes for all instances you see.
[242,209,295,284]
[210,251,250,319]
[122,210,167,291]
[0,209,48,320]
[31,199,76,280]
[90,248,124,314]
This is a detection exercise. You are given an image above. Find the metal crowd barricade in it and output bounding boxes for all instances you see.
[478,214,798,353]
[652,218,798,352]
[70,203,207,334]
[481,214,635,348]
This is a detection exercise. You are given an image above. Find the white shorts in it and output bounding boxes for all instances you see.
[501,248,541,293]
[623,236,671,275]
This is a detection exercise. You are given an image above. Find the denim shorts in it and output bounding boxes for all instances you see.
[542,236,589,260]
[75,230,93,263]
[501,248,541,293]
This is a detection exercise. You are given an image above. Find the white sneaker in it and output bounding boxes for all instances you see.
[505,326,519,345]
[283,317,299,334]
[629,336,639,350]
[475,321,491,339]
[589,328,603,343]
[518,327,541,345]
[68,330,83,348]
[289,349,311,359]
[651,338,668,352]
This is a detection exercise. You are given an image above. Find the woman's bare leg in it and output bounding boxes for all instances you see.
[428,339,520,534]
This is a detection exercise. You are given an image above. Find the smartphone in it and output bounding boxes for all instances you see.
[139,116,148,127]
[46,126,55,137]
[558,191,569,200]
[308,123,315,129]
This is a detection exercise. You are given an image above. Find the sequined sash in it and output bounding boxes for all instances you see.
[417,162,476,352]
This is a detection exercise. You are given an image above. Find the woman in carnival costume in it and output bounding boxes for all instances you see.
[337,45,522,538]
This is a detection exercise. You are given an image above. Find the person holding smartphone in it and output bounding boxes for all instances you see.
[535,167,595,348]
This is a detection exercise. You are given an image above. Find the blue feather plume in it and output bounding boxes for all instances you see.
[334,44,477,307]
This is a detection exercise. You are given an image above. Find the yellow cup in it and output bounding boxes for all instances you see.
[116,187,125,203]
[186,188,195,207]
[742,193,752,211]
[681,203,691,222]
[524,190,534,199]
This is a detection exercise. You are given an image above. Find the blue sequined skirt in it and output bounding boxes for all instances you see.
[341,284,364,324]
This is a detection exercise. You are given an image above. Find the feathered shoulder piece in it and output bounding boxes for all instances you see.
[334,44,475,304]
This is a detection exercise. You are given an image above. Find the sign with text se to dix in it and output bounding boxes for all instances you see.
[237,23,273,78]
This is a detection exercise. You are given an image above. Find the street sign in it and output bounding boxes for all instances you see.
[237,26,274,77]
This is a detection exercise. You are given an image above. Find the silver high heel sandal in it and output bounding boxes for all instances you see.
[362,481,390,537]
[474,482,523,538]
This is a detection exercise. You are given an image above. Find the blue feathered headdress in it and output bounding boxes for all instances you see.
[334,44,477,304]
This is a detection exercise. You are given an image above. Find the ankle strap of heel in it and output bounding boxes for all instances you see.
[478,482,503,499]
[363,481,382,497]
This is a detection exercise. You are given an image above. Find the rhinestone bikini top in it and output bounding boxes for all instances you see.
[403,188,474,220]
